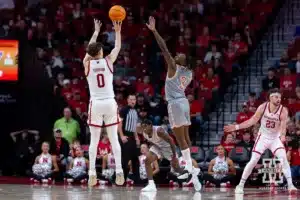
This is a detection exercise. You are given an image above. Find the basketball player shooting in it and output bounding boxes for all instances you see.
[83,19,124,187]
[224,89,297,194]
[146,16,201,191]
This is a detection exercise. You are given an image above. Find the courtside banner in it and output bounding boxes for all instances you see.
[0,40,18,81]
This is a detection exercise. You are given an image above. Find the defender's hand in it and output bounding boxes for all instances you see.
[94,19,102,32]
[146,16,156,31]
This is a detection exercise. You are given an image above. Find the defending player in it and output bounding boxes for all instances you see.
[146,16,198,186]
[224,89,297,194]
[83,19,124,187]
[140,119,201,192]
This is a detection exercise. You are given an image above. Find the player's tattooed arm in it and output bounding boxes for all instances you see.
[146,16,176,73]
[157,128,176,157]
[224,103,265,132]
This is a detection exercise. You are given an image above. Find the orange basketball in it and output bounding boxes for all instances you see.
[109,5,126,21]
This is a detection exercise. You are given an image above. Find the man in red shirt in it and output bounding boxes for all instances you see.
[246,92,260,113]
[136,76,154,97]
[236,103,254,126]
[280,68,297,96]
[199,68,219,99]
[232,33,248,55]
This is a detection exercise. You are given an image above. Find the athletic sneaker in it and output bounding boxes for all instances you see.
[141,183,157,192]
[235,185,244,194]
[88,175,97,187]
[115,172,125,186]
[191,171,202,192]
[177,169,192,183]
[288,185,297,194]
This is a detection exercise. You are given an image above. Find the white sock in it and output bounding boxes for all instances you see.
[239,179,246,187]
[106,125,123,174]
[88,126,101,173]
[181,148,193,172]
[149,180,155,185]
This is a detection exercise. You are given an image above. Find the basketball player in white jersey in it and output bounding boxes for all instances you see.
[140,119,202,192]
[83,19,124,186]
[224,89,297,194]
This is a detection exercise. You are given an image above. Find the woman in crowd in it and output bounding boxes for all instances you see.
[65,147,89,184]
[221,133,236,153]
[203,145,236,187]
[31,142,59,183]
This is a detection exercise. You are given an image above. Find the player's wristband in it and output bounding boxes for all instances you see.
[235,125,239,131]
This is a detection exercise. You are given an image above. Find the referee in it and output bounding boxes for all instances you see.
[118,94,139,181]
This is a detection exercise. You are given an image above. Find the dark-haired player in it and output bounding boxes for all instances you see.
[224,89,297,194]
[146,16,200,191]
[140,119,201,192]
[82,19,124,187]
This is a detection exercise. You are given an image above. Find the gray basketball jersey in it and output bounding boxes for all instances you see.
[143,126,170,149]
[165,65,193,101]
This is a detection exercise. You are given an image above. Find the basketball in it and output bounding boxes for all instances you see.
[109,5,126,21]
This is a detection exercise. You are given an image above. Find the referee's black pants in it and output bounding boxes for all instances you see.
[120,135,139,182]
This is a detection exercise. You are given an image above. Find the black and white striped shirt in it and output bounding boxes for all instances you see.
[120,106,139,135]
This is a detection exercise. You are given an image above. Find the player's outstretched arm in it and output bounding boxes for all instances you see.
[107,21,122,64]
[224,103,266,132]
[83,19,102,65]
[146,16,176,73]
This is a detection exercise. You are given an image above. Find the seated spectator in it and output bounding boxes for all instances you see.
[287,141,300,179]
[204,44,222,64]
[136,76,155,97]
[68,91,87,113]
[295,87,300,124]
[280,68,297,96]
[10,129,40,175]
[294,52,300,74]
[136,94,150,113]
[236,103,253,124]
[68,140,81,163]
[196,26,212,48]
[203,145,236,187]
[101,150,116,182]
[54,107,80,144]
[262,67,280,91]
[232,32,248,54]
[31,142,59,183]
[246,92,260,113]
[50,129,70,167]
[223,40,238,73]
[128,143,159,185]
[65,147,88,184]
[221,133,236,153]
[236,132,254,152]
[199,68,219,99]
[97,133,111,160]
[275,50,289,69]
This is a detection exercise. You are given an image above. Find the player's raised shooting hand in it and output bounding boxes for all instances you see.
[113,21,122,32]
[146,16,156,31]
[94,19,102,32]
[224,124,236,133]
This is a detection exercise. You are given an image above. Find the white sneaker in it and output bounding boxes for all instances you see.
[288,185,297,194]
[115,172,125,186]
[235,185,244,194]
[141,183,157,192]
[191,173,202,192]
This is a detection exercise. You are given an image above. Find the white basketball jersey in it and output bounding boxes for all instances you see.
[86,58,114,100]
[259,102,283,139]
[38,153,52,167]
[73,157,86,171]
[143,126,171,149]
